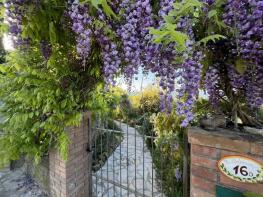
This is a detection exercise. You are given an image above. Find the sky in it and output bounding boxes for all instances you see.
[3,34,14,51]
[116,67,157,94]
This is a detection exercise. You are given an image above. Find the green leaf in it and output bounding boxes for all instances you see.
[91,0,100,8]
[0,65,7,73]
[208,10,217,18]
[61,100,67,108]
[150,25,188,51]
[0,23,8,35]
[235,58,247,74]
[101,0,117,18]
[169,30,188,51]
[58,132,70,160]
[83,0,117,18]
[197,34,226,46]
[49,22,57,45]
[163,15,174,24]
[149,28,169,44]
[166,23,177,31]
[215,0,226,7]
[171,0,203,21]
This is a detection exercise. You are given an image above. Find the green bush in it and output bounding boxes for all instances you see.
[130,86,160,116]
[136,110,184,196]
[150,111,184,197]
[115,94,137,122]
[87,86,126,120]
[0,0,106,166]
[0,47,102,166]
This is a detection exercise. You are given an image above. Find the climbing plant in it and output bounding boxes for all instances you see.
[150,0,263,127]
[0,0,262,165]
[0,1,6,63]
[0,0,104,164]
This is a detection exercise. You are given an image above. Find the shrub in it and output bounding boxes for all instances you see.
[130,86,160,116]
[0,47,102,165]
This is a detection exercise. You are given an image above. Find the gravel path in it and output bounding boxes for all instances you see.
[0,167,47,197]
[93,121,164,197]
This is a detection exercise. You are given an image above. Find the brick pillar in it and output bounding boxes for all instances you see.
[188,127,263,197]
[49,112,93,197]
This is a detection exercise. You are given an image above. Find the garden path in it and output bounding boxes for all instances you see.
[93,121,164,197]
[0,167,47,197]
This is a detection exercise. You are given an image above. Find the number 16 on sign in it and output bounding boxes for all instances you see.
[218,156,263,183]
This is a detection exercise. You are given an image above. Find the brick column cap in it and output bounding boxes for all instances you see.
[188,127,263,155]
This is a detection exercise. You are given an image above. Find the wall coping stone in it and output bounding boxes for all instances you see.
[189,127,263,155]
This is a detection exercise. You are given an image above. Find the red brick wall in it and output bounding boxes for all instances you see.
[49,112,93,197]
[188,127,263,197]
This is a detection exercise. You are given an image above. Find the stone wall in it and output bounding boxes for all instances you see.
[26,156,50,195]
[188,127,263,197]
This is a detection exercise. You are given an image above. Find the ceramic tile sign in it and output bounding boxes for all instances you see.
[218,156,263,183]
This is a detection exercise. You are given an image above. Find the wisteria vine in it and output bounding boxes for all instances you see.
[223,0,263,108]
[4,0,263,127]
[4,0,27,46]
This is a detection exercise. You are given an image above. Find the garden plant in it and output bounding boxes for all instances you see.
[0,0,262,196]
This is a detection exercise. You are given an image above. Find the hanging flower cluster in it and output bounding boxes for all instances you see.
[4,0,28,46]
[4,0,263,127]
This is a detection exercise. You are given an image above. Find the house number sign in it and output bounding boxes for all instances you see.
[218,156,263,183]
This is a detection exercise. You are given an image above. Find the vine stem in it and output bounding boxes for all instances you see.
[232,101,238,130]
